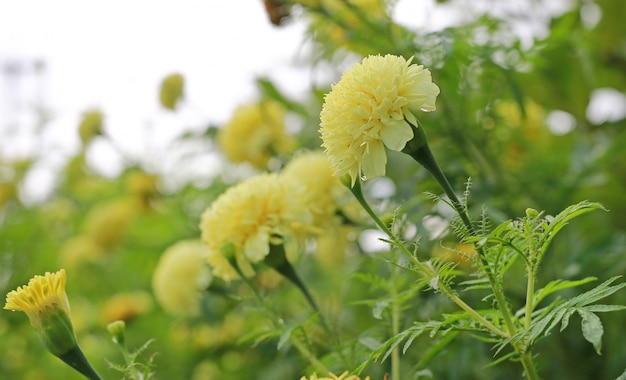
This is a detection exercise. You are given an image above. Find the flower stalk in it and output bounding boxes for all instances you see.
[401,119,539,379]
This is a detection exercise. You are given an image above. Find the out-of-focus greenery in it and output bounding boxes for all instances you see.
[1,0,625,379]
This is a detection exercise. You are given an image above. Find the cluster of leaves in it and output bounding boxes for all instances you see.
[2,0,626,379]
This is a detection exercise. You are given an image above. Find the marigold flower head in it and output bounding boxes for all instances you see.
[281,151,351,228]
[4,270,102,378]
[320,54,440,185]
[4,270,75,356]
[83,197,137,250]
[200,173,312,281]
[152,240,212,317]
[78,109,103,145]
[301,371,371,380]
[218,100,295,168]
[159,72,185,110]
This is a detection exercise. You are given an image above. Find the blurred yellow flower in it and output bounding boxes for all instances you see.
[320,54,439,185]
[304,0,389,54]
[83,197,137,251]
[159,72,185,110]
[102,291,153,323]
[432,243,478,269]
[281,151,350,228]
[301,371,371,380]
[59,235,105,268]
[126,171,159,210]
[78,109,104,145]
[218,100,295,168]
[200,173,312,281]
[152,240,212,317]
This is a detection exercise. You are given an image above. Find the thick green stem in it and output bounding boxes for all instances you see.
[520,352,540,380]
[525,265,535,329]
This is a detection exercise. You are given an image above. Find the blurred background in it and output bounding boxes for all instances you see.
[1,0,625,379]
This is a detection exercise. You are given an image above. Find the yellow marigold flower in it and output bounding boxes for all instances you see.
[218,100,295,169]
[199,173,312,281]
[4,270,102,379]
[83,197,137,250]
[4,270,74,355]
[159,72,185,110]
[301,371,371,380]
[152,240,212,317]
[281,151,350,228]
[320,54,440,185]
[102,291,153,323]
[78,109,104,145]
[59,235,105,268]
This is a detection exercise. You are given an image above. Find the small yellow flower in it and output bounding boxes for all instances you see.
[5,270,74,356]
[59,235,105,268]
[301,371,371,380]
[320,54,440,185]
[78,109,104,145]
[83,197,137,250]
[218,100,295,169]
[200,173,312,281]
[102,291,153,323]
[152,240,212,317]
[159,73,185,110]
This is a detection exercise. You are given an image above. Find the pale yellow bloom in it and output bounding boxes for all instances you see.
[59,235,105,268]
[83,197,137,250]
[320,54,440,185]
[152,240,212,317]
[218,100,295,168]
[281,151,350,228]
[4,270,76,356]
[78,109,103,145]
[159,73,185,110]
[304,0,389,54]
[102,291,153,323]
[301,371,371,380]
[199,173,312,281]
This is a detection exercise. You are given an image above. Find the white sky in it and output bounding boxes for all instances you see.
[0,1,311,156]
[1,0,623,201]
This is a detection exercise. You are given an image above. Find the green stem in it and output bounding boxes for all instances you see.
[402,120,539,379]
[525,265,535,329]
[348,181,508,338]
[402,123,518,336]
[520,352,540,380]
[266,244,333,338]
[390,263,401,380]
[233,265,330,375]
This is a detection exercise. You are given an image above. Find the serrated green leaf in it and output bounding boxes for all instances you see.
[534,277,597,306]
[578,309,604,355]
[585,305,626,313]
